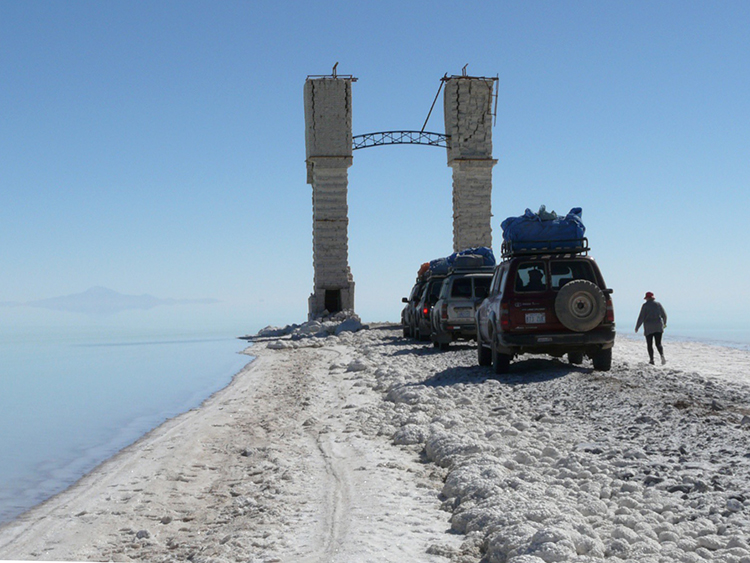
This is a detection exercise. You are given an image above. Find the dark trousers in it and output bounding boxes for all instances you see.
[646,332,664,361]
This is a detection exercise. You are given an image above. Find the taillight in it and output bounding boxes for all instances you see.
[500,306,510,329]
[605,299,615,323]
[441,303,448,320]
[422,307,430,316]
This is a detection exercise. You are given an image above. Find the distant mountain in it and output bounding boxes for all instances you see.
[24,287,219,316]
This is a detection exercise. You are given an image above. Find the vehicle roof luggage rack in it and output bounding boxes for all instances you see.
[501,237,589,258]
[448,265,495,274]
[450,254,487,270]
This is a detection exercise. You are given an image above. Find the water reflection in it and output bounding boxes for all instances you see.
[0,305,258,525]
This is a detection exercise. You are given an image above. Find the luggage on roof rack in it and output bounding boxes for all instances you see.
[418,246,496,280]
[501,237,589,258]
[451,254,485,270]
[500,206,587,257]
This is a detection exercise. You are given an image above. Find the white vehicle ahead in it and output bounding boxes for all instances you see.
[430,268,493,350]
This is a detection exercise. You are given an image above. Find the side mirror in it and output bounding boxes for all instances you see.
[402,297,408,303]
[604,288,614,295]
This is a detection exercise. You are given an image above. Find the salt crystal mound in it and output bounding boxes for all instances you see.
[254,311,363,341]
[344,327,750,563]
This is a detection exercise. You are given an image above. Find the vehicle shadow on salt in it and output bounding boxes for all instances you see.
[419,358,589,387]
[388,340,484,356]
[390,343,450,356]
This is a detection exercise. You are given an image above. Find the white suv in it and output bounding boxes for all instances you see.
[430,269,493,350]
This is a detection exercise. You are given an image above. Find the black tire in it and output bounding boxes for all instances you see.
[403,325,410,338]
[491,335,512,374]
[568,351,584,365]
[555,280,606,332]
[439,342,450,351]
[592,348,612,371]
[433,340,440,349]
[476,328,492,366]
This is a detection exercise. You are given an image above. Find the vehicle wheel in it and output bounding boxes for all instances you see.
[568,351,584,365]
[555,280,606,332]
[403,325,410,338]
[592,348,612,371]
[476,328,492,366]
[418,327,429,342]
[433,340,440,348]
[439,342,450,351]
[491,335,511,374]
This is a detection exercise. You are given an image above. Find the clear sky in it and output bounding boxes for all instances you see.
[2,1,749,334]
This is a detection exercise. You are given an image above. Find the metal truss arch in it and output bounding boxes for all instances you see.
[352,131,450,151]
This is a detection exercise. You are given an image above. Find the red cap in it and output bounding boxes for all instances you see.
[644,292,654,299]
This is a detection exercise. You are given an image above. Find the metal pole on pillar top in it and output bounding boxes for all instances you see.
[306,63,358,81]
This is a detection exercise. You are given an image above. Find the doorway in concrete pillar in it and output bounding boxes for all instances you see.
[324,289,342,315]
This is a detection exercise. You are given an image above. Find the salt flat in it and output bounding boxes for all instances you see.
[1,322,749,563]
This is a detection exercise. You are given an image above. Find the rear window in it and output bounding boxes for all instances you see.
[451,278,473,298]
[428,280,443,299]
[550,260,596,289]
[409,283,424,302]
[515,263,547,292]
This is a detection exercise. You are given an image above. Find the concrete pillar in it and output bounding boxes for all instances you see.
[443,77,498,252]
[304,77,355,319]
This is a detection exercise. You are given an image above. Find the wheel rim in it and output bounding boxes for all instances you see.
[570,292,594,319]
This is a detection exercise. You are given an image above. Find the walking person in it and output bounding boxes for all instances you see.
[635,291,668,365]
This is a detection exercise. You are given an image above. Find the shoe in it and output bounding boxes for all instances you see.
[661,355,666,365]
[649,359,655,365]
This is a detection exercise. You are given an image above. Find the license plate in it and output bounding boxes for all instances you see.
[455,309,472,319]
[525,312,546,324]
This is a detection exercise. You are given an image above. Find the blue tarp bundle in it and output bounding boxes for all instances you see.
[501,206,585,250]
[427,246,496,274]
[448,247,496,267]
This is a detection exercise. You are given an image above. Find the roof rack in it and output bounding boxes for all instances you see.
[501,238,589,259]
[448,264,495,274]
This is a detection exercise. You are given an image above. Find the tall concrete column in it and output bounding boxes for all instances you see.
[443,76,498,252]
[304,76,355,319]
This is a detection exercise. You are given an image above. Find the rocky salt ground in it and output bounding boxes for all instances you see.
[2,321,750,563]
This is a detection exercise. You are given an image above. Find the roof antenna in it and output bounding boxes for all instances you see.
[332,62,339,78]
[462,64,468,76]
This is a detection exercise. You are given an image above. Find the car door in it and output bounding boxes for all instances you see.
[477,264,507,341]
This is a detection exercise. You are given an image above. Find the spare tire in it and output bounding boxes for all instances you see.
[555,280,606,332]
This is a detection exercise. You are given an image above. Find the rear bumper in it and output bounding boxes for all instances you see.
[498,328,615,354]
[434,321,476,343]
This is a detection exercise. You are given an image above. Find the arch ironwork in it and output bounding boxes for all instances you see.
[352,130,450,150]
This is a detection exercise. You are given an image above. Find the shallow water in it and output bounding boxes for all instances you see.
[0,306,254,525]
[665,328,750,351]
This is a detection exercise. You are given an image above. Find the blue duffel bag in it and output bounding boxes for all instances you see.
[446,246,496,268]
[501,206,585,251]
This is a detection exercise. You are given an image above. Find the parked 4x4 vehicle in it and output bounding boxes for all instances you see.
[414,274,447,341]
[475,239,615,373]
[401,280,426,338]
[430,268,493,350]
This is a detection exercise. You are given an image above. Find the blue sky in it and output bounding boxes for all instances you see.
[2,1,749,333]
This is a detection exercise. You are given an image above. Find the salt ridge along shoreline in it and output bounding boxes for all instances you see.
[1,321,750,562]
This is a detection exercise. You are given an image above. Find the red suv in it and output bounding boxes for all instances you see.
[475,241,615,373]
